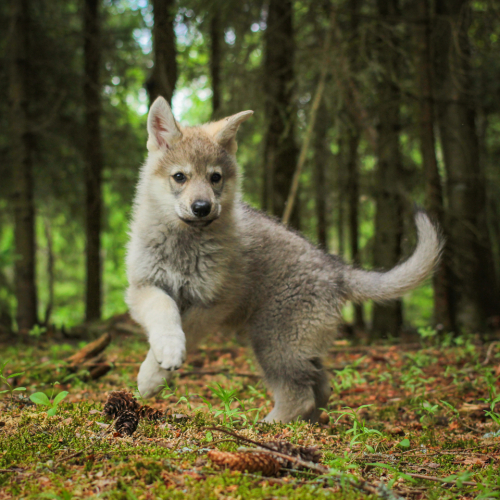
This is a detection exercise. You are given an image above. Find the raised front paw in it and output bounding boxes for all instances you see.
[151,337,186,371]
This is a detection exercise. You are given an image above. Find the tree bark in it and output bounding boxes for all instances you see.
[434,0,499,332]
[371,0,404,339]
[415,0,454,332]
[210,13,222,118]
[346,0,364,331]
[147,0,178,106]
[313,95,330,249]
[9,0,38,332]
[43,218,54,326]
[84,0,103,322]
[262,0,299,229]
[346,129,364,329]
[337,138,345,258]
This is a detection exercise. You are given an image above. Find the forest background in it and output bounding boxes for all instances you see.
[1,0,500,341]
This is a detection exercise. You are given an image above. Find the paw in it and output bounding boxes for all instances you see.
[137,350,173,398]
[262,410,282,424]
[151,336,186,371]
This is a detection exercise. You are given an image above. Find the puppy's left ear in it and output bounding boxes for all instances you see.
[204,110,253,154]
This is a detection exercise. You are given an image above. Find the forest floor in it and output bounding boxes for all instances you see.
[1,321,500,500]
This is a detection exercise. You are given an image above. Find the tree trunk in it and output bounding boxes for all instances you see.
[9,0,38,332]
[262,0,299,229]
[415,0,454,332]
[345,0,364,331]
[434,0,499,332]
[210,13,222,118]
[313,94,329,249]
[84,0,103,322]
[371,0,403,339]
[337,137,345,257]
[346,129,364,329]
[147,0,178,106]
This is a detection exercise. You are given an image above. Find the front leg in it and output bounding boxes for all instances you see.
[137,348,174,397]
[127,285,186,396]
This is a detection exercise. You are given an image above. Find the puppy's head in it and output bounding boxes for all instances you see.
[144,97,253,229]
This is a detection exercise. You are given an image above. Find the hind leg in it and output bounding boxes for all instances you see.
[263,382,316,423]
[260,355,329,423]
[310,367,332,422]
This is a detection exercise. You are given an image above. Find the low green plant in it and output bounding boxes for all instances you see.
[158,381,192,410]
[440,400,460,421]
[332,357,367,393]
[0,361,26,402]
[201,383,260,426]
[29,384,68,416]
[400,365,427,394]
[481,393,500,427]
[443,471,474,488]
[334,404,382,452]
[404,351,437,368]
[419,400,439,426]
[367,462,416,487]
[29,324,47,339]
[417,325,437,343]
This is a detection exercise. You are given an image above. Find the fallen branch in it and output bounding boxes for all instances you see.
[67,332,111,368]
[178,368,260,379]
[405,472,477,487]
[205,427,405,500]
[66,332,112,380]
[483,341,500,366]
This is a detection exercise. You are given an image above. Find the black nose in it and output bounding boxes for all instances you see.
[191,200,212,218]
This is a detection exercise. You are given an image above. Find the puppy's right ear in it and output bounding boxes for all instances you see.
[147,97,182,152]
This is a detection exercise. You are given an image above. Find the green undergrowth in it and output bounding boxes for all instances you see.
[1,331,500,499]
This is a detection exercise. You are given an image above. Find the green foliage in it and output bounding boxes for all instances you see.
[0,361,26,402]
[482,393,500,427]
[419,400,440,427]
[1,0,499,334]
[331,357,366,393]
[29,386,69,417]
[201,382,260,426]
[29,324,47,339]
[398,438,410,448]
[333,405,382,452]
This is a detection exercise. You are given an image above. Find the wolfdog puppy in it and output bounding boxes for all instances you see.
[126,96,443,423]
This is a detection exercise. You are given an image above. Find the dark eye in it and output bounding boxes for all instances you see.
[173,172,187,184]
[211,173,222,184]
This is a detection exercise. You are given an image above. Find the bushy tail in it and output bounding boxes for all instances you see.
[344,210,444,304]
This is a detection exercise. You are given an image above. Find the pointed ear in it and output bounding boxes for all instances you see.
[204,110,253,154]
[147,97,182,152]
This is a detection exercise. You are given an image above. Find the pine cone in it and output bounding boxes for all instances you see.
[208,450,281,476]
[115,410,139,436]
[137,405,164,421]
[102,391,139,420]
[261,441,321,469]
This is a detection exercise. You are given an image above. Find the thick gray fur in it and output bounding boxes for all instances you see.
[126,97,444,423]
